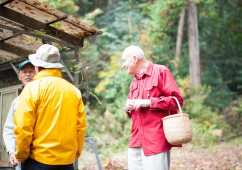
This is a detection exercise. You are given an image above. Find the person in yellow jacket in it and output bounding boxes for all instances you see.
[14,44,87,170]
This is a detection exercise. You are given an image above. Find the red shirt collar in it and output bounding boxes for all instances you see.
[144,61,153,76]
[134,61,153,80]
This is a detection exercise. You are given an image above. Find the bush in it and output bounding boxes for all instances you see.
[177,76,231,146]
[85,104,131,157]
[222,96,242,136]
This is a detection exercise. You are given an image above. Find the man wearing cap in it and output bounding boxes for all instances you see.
[13,44,87,170]
[3,60,36,170]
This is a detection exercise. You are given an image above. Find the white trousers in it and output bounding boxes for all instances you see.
[128,147,170,170]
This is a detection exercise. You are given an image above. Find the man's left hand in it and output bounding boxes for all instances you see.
[134,99,150,111]
[9,153,19,167]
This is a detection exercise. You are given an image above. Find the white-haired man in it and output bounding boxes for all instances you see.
[122,45,183,170]
[13,44,87,170]
[3,59,36,170]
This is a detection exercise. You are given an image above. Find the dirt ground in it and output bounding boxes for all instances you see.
[78,137,242,170]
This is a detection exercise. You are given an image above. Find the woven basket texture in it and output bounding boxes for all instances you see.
[162,114,193,145]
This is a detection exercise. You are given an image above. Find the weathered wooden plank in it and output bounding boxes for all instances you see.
[0,6,82,46]
[0,24,76,48]
[16,0,101,34]
[46,16,67,25]
[0,42,33,58]
[0,57,25,70]
[0,32,22,42]
[0,0,14,6]
[65,16,99,33]
[17,0,66,19]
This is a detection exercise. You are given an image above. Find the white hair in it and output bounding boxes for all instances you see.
[122,45,146,59]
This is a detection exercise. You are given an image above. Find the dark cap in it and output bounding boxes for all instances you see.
[18,60,33,73]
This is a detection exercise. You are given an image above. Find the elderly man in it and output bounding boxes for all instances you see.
[122,46,183,170]
[3,60,36,170]
[14,44,87,170]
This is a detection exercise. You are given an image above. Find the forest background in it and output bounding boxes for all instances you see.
[40,0,242,167]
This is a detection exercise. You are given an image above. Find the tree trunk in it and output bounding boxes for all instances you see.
[188,2,200,88]
[175,8,185,59]
[108,0,112,5]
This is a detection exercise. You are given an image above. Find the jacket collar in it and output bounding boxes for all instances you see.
[34,68,62,80]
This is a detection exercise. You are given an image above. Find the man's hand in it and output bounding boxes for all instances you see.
[9,153,19,167]
[134,99,150,111]
[126,99,135,111]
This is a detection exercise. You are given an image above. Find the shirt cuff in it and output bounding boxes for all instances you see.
[149,97,159,110]
[126,109,132,118]
[8,151,15,155]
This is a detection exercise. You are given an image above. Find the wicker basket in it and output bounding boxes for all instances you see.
[162,97,193,145]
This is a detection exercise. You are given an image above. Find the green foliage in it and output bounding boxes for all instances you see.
[36,0,242,152]
[177,76,231,146]
[94,0,146,54]
[198,0,242,107]
[222,97,242,135]
[85,104,131,155]
[86,0,242,150]
[191,120,220,147]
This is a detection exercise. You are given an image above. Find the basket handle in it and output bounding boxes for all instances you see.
[172,96,183,114]
[168,96,183,115]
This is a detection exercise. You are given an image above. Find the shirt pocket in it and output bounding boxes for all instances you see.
[130,81,138,92]
[144,85,160,99]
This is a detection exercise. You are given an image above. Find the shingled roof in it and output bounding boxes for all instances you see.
[0,0,102,70]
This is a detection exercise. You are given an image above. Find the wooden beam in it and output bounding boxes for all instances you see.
[15,0,100,34]
[0,6,82,46]
[47,16,68,25]
[0,58,25,70]
[0,24,76,48]
[0,32,22,42]
[0,0,14,6]
[10,62,18,74]
[65,19,99,34]
[0,42,33,58]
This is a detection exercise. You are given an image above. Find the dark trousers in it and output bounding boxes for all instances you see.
[21,158,74,170]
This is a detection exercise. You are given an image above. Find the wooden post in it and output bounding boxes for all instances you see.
[74,47,79,86]
[188,2,200,88]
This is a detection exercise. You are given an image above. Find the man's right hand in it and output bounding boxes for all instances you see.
[126,99,135,111]
[9,153,19,167]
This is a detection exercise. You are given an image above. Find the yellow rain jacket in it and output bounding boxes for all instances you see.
[14,68,87,165]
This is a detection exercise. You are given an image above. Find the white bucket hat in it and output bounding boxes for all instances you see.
[29,44,64,68]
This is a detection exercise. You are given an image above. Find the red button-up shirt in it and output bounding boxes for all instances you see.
[127,61,183,156]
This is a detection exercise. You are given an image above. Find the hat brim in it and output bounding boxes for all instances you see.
[29,54,64,69]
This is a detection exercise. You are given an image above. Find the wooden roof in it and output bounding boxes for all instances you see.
[0,0,102,68]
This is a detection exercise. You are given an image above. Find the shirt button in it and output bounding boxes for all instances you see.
[139,126,141,128]
[138,116,139,118]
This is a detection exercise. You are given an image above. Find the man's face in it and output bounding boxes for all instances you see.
[122,54,137,75]
[18,65,36,85]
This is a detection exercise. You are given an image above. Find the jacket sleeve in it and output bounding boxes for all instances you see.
[75,97,87,159]
[150,69,183,111]
[14,85,37,163]
[3,100,17,153]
